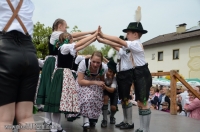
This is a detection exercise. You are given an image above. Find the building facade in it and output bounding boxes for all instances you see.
[143,22,200,79]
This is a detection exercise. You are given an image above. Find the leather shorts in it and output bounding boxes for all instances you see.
[0,30,39,106]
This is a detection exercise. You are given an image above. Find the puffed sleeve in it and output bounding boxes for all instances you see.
[77,59,86,73]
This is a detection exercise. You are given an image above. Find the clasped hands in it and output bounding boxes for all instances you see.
[90,26,105,43]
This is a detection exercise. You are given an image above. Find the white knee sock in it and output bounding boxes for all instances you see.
[52,113,61,130]
[45,112,52,124]
[83,117,89,126]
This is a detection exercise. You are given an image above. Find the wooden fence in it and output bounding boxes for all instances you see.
[151,70,200,115]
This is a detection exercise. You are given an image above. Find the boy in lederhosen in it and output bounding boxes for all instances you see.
[101,58,119,128]
[98,6,152,132]
[97,36,134,129]
[0,0,39,131]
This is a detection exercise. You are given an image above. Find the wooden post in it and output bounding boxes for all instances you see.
[151,72,170,76]
[170,70,177,115]
[174,72,200,100]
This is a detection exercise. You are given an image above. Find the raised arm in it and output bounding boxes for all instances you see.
[98,26,127,47]
[73,35,88,41]
[74,31,97,49]
[75,37,96,51]
[71,30,95,38]
[97,36,122,48]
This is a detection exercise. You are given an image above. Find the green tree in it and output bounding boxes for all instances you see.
[32,22,52,59]
[79,45,97,55]
[70,25,81,33]
[101,45,111,57]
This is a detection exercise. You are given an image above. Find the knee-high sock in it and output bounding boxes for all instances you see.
[139,108,144,131]
[142,109,151,132]
[45,112,52,124]
[126,103,133,125]
[110,106,117,118]
[83,117,89,126]
[102,105,108,121]
[122,104,127,123]
[52,113,61,130]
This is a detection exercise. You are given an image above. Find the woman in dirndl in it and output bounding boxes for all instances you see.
[44,31,98,132]
[77,51,108,130]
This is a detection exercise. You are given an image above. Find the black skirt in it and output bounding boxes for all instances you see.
[0,31,39,106]
[133,64,152,104]
[116,69,133,102]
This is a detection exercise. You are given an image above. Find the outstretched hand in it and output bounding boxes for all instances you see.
[98,26,103,38]
[97,36,103,43]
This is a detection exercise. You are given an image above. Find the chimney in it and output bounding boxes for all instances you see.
[176,23,187,33]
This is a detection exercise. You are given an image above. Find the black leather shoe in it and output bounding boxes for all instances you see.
[82,123,90,131]
[43,121,52,129]
[38,107,44,112]
[135,128,143,132]
[90,122,96,127]
[115,121,125,127]
[101,120,107,128]
[120,123,134,129]
[110,117,116,124]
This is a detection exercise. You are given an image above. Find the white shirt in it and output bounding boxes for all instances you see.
[38,59,45,68]
[50,31,63,44]
[116,47,133,72]
[50,31,76,57]
[0,0,34,35]
[180,91,189,110]
[78,59,108,75]
[126,39,146,66]
[105,76,117,88]
[75,55,85,64]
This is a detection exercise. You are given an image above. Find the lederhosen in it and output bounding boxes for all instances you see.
[103,79,119,107]
[44,48,80,114]
[36,36,58,105]
[116,50,133,102]
[133,63,152,104]
[0,0,39,106]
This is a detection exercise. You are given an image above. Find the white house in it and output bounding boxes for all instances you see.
[143,22,200,79]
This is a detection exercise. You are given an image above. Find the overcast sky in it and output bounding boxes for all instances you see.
[32,0,200,49]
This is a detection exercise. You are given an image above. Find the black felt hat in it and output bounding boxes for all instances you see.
[107,58,117,73]
[122,22,147,34]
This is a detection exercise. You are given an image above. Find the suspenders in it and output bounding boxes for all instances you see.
[2,0,29,36]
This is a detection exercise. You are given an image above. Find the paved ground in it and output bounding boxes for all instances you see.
[14,105,200,132]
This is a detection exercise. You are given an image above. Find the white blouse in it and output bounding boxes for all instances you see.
[126,39,146,66]
[50,31,76,57]
[78,59,108,75]
[0,0,34,35]
[116,47,134,72]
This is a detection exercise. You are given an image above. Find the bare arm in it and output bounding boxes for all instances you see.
[74,31,97,49]
[71,30,95,38]
[98,26,127,47]
[75,37,96,51]
[73,35,88,41]
[77,72,97,86]
[104,85,115,93]
[111,46,120,51]
[103,57,109,63]
[97,36,122,48]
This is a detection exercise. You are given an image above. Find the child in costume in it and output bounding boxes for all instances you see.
[76,51,108,130]
[44,30,97,132]
[98,6,152,132]
[101,58,118,128]
[97,36,134,129]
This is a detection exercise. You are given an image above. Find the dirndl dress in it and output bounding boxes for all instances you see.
[44,68,80,114]
[77,76,104,120]
[36,55,57,105]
